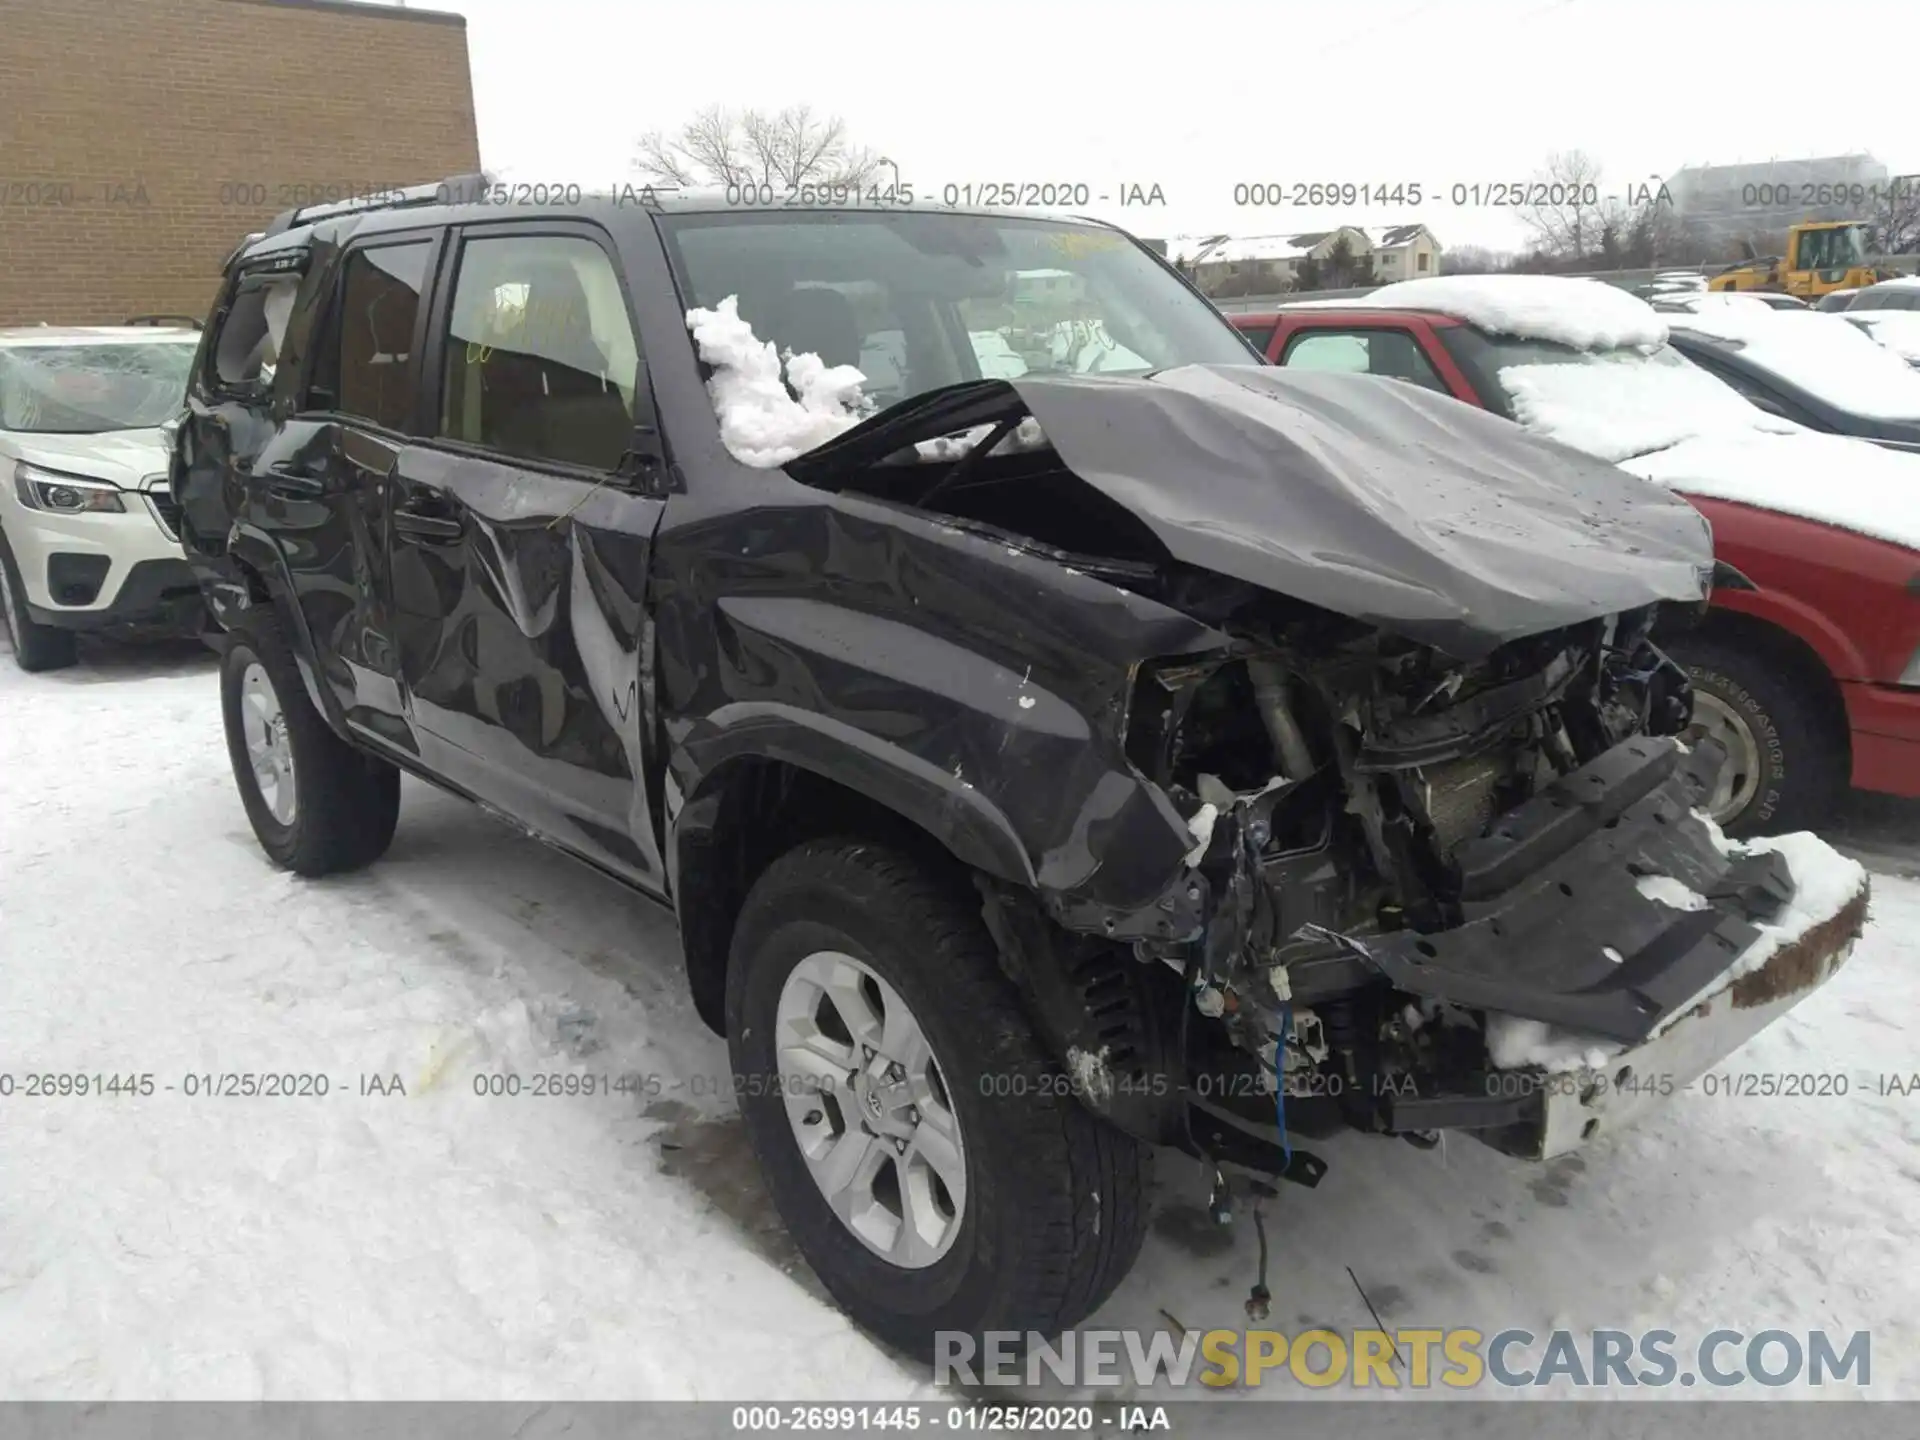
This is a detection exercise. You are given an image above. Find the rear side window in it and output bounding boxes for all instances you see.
[437,233,639,471]
[313,242,432,430]
[1861,290,1919,311]
[210,273,299,390]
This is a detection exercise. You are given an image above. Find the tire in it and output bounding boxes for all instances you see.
[726,839,1151,1361]
[1668,634,1844,836]
[0,535,78,673]
[220,609,400,875]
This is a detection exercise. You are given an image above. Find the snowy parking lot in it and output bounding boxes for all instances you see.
[4,635,1919,1401]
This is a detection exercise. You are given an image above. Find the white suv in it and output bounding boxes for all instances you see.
[0,324,205,671]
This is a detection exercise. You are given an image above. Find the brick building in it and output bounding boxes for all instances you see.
[0,0,479,326]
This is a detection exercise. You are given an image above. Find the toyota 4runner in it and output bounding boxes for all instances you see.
[173,178,1870,1359]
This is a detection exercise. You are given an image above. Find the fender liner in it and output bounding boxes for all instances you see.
[223,523,339,730]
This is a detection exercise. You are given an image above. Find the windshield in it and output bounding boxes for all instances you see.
[0,340,197,433]
[657,211,1258,412]
[1797,225,1868,273]
[1438,326,1784,462]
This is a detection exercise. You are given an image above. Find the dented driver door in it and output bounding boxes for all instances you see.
[388,222,669,891]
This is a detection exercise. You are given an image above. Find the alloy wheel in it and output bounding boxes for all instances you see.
[239,661,298,825]
[773,950,968,1269]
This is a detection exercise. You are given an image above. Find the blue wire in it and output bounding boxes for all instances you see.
[1275,1002,1293,1176]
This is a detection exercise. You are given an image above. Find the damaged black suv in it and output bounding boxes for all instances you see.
[174,178,1867,1358]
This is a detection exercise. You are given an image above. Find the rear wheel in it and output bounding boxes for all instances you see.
[1669,634,1844,835]
[0,536,77,673]
[220,610,399,875]
[726,839,1151,1360]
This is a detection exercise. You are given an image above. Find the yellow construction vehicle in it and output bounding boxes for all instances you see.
[1708,220,1882,297]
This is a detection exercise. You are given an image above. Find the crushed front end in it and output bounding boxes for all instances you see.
[784,366,1870,1183]
[1093,600,1869,1177]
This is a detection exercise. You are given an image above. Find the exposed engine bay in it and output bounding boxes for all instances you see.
[784,363,1869,1188]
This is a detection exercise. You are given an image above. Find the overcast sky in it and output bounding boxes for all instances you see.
[409,0,1918,253]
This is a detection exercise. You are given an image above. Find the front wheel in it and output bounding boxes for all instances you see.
[1669,634,1845,836]
[220,611,400,875]
[0,536,77,672]
[726,839,1150,1360]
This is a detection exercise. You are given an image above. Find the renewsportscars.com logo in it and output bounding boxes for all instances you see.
[936,1327,1872,1390]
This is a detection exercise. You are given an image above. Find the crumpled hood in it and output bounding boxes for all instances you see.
[5,428,169,489]
[1002,366,1713,660]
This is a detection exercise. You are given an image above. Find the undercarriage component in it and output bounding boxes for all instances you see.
[1357,736,1793,1044]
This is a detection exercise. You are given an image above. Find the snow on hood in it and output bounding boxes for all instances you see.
[1627,428,1920,552]
[1846,311,1920,364]
[1502,356,1798,464]
[1495,343,1920,552]
[4,427,170,488]
[1355,275,1669,351]
[685,296,874,467]
[1673,307,1920,420]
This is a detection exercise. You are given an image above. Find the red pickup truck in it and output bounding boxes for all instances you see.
[1231,284,1920,834]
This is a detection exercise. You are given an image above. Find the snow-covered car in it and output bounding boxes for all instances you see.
[173,182,1869,1360]
[0,325,205,670]
[1843,312,1920,368]
[1663,304,1920,451]
[1236,275,1920,836]
[1830,278,1920,365]
[1649,291,1799,315]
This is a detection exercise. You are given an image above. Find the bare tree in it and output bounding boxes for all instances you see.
[1516,150,1610,262]
[1587,189,1691,269]
[1868,175,1920,255]
[634,105,888,190]
[1441,244,1514,276]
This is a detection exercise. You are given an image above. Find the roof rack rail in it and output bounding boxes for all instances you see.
[261,170,494,239]
[123,314,203,329]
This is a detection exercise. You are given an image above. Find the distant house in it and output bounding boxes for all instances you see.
[1368,224,1442,281]
[1184,226,1372,294]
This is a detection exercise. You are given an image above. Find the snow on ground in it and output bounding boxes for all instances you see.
[0,640,924,1401]
[1670,306,1920,419]
[1355,275,1670,351]
[5,638,1920,1400]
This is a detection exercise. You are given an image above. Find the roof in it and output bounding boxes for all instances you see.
[1196,234,1314,263]
[1192,228,1372,265]
[1227,306,1463,325]
[1353,275,1669,350]
[0,326,201,346]
[228,0,467,27]
[1666,154,1884,183]
[1862,276,1920,292]
[1372,224,1428,248]
[244,182,1136,257]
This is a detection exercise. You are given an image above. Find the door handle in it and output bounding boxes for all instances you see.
[393,505,464,544]
[261,462,325,500]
